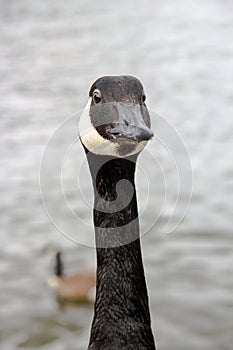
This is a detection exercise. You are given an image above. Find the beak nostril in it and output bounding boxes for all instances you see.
[124,119,129,126]
[109,124,153,142]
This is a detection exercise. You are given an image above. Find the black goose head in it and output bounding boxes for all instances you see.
[80,75,153,157]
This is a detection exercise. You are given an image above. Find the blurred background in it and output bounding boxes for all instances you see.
[1,0,233,349]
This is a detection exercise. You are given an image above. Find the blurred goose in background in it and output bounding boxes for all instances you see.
[48,251,96,303]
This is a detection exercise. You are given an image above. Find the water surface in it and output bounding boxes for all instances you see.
[0,0,233,349]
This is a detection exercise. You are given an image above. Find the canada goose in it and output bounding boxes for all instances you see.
[80,76,156,349]
[48,251,96,303]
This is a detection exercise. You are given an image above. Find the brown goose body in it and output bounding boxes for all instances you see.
[48,252,96,303]
[49,270,96,303]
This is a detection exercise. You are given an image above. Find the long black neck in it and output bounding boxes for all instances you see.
[85,149,155,350]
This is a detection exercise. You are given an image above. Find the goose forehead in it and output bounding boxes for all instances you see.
[89,76,144,100]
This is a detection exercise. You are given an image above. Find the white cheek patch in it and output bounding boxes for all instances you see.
[79,98,106,150]
[79,98,147,157]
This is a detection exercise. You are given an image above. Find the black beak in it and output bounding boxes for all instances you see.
[109,103,154,142]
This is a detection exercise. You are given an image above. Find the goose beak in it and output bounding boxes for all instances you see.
[109,103,154,142]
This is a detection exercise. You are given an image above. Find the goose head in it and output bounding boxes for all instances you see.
[80,76,154,158]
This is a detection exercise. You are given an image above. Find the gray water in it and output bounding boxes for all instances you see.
[1,0,233,349]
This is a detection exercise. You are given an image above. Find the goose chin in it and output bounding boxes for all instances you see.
[113,138,147,157]
[93,139,147,158]
[81,132,146,158]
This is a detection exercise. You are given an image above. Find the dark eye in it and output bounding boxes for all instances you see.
[142,91,146,103]
[93,89,102,104]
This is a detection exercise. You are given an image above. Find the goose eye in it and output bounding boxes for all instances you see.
[93,89,102,104]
